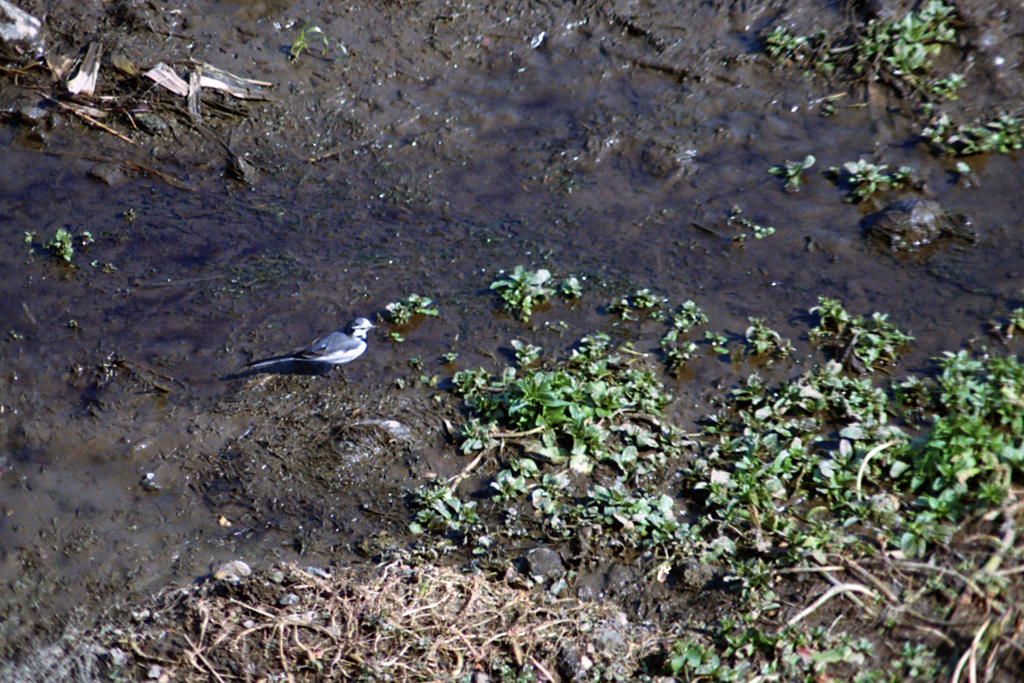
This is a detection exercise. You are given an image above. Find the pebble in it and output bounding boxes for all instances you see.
[213,560,251,583]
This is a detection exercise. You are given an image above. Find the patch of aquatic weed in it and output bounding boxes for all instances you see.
[415,284,1024,681]
[762,0,1024,157]
[15,562,657,683]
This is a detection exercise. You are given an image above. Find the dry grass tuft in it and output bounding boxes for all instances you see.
[114,561,654,682]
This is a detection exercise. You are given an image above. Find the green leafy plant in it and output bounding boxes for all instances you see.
[727,207,775,240]
[490,267,554,321]
[768,155,816,192]
[511,339,542,367]
[608,288,665,319]
[409,481,480,536]
[1009,304,1024,339]
[658,302,709,373]
[25,228,94,264]
[894,351,1024,520]
[765,1,962,100]
[826,160,918,203]
[704,331,730,355]
[923,112,1024,156]
[809,296,913,371]
[579,481,681,545]
[289,22,348,62]
[745,318,794,359]
[558,276,582,299]
[661,338,699,374]
[663,301,709,335]
[856,0,956,78]
[448,329,686,545]
[764,26,812,64]
[382,293,439,325]
[380,294,439,342]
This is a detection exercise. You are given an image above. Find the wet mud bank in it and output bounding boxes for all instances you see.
[2,0,1024,679]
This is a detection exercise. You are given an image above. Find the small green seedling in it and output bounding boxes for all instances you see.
[559,276,582,299]
[511,339,542,367]
[768,155,815,192]
[289,22,348,62]
[727,207,776,240]
[663,301,708,337]
[380,294,439,342]
[408,481,480,535]
[661,338,698,373]
[704,331,730,355]
[609,288,665,319]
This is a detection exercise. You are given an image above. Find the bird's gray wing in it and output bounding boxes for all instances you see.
[248,329,342,367]
[294,329,361,360]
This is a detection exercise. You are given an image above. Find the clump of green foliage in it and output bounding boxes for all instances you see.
[25,228,94,264]
[825,160,919,203]
[453,332,677,475]
[992,299,1024,340]
[608,287,665,320]
[491,266,553,321]
[382,293,439,325]
[764,26,817,64]
[425,325,695,552]
[659,301,709,373]
[409,480,481,537]
[762,3,1024,161]
[923,112,1024,156]
[764,1,961,100]
[809,295,913,371]
[380,293,439,342]
[510,339,542,367]
[407,272,1024,681]
[745,317,794,359]
[490,266,581,321]
[854,0,956,82]
[891,351,1024,546]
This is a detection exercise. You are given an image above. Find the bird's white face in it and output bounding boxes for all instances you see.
[348,318,376,339]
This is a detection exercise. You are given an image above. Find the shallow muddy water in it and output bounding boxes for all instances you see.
[2,0,1024,664]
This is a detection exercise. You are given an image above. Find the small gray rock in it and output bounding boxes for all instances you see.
[524,547,564,580]
[680,561,718,590]
[277,592,300,607]
[213,560,251,583]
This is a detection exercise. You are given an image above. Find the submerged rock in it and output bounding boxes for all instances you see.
[863,198,976,252]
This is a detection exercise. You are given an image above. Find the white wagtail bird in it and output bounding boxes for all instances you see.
[246,317,376,373]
